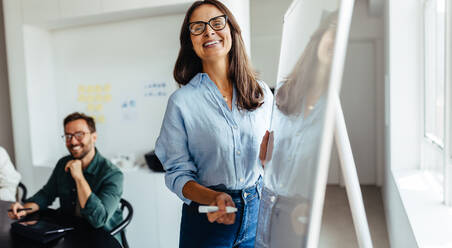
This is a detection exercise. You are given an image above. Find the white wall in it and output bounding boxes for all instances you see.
[0,0,15,162]
[383,0,421,246]
[250,0,292,87]
[331,0,385,186]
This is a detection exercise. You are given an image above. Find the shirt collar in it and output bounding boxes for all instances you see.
[84,148,101,175]
[188,72,210,88]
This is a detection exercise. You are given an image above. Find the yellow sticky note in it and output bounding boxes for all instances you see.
[78,85,85,93]
[104,94,112,102]
[87,85,95,93]
[97,115,105,124]
[103,84,111,92]
[95,95,103,102]
[87,104,95,112]
[86,95,95,103]
[95,85,102,93]
[95,104,103,112]
[77,95,85,102]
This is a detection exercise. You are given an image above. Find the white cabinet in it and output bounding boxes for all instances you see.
[123,168,182,248]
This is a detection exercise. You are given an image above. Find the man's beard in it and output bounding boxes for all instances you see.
[69,144,91,160]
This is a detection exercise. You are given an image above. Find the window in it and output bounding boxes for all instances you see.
[422,0,446,189]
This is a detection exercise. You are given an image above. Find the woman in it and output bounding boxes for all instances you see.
[155,0,273,247]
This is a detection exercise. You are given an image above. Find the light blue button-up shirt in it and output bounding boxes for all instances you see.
[155,73,273,204]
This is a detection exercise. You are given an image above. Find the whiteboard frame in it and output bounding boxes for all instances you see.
[274,0,372,247]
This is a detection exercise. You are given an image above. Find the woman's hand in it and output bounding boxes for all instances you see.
[259,130,273,168]
[206,192,236,225]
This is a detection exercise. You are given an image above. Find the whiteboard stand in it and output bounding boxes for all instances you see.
[334,94,373,248]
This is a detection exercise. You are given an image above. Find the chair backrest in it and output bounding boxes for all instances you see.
[110,198,133,248]
[17,182,27,202]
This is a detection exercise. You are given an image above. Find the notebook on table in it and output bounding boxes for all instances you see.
[11,219,74,244]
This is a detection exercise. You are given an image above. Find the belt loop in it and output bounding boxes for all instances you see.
[256,176,262,199]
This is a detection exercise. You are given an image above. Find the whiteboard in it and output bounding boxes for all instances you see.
[256,0,355,247]
[23,13,185,167]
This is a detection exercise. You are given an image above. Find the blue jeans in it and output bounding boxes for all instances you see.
[179,180,262,248]
[255,187,308,248]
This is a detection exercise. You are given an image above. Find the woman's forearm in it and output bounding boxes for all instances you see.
[182,180,222,204]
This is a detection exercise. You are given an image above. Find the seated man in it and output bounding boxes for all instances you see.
[8,112,124,242]
[0,146,21,201]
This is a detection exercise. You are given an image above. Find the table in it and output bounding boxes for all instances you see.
[0,200,122,248]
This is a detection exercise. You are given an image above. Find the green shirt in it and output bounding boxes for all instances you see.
[26,149,124,240]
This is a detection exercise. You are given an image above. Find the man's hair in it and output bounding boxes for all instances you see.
[63,112,96,133]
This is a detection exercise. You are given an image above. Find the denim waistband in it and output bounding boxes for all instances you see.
[209,176,263,199]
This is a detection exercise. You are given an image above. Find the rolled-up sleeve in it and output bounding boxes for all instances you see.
[80,171,123,228]
[155,96,198,205]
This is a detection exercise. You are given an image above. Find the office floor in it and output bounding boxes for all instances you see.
[319,186,390,248]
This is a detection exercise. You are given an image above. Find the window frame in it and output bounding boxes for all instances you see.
[421,0,448,201]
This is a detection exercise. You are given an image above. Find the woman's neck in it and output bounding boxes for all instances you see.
[308,63,330,101]
[303,63,330,117]
[202,57,231,90]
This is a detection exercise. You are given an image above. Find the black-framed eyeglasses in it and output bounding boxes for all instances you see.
[62,131,90,142]
[189,15,228,36]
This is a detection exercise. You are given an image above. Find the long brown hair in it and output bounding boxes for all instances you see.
[276,11,338,115]
[174,0,264,111]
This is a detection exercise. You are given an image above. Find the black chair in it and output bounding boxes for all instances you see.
[17,182,27,202]
[110,198,133,248]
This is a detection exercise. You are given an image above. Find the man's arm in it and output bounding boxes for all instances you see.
[80,171,123,228]
[65,160,92,208]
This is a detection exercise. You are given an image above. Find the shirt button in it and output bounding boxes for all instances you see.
[236,150,241,155]
[240,177,245,183]
[233,125,238,129]
[244,192,249,198]
[270,196,276,202]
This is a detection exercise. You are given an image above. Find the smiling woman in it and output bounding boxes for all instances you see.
[154,0,273,247]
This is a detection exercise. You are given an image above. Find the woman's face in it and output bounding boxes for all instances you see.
[317,28,335,65]
[189,4,232,64]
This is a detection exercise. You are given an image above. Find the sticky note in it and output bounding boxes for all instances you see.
[104,94,112,102]
[103,84,111,92]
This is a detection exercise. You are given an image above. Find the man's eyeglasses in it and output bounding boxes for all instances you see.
[62,131,90,142]
[189,15,228,36]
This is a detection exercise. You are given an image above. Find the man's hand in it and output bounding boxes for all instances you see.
[7,202,38,220]
[8,202,26,220]
[206,192,236,225]
[65,160,84,181]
